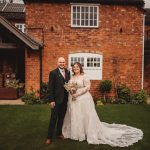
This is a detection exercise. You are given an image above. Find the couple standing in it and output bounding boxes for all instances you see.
[45,57,143,147]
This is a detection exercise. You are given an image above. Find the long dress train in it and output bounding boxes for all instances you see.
[62,74,143,147]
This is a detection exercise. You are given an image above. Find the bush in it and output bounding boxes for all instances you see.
[131,90,149,104]
[100,80,112,102]
[113,98,127,104]
[40,82,50,103]
[22,89,42,105]
[116,85,132,103]
[96,99,104,106]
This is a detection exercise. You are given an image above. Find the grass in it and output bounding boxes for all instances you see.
[0,104,150,150]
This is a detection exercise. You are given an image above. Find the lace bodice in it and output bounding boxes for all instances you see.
[69,74,91,97]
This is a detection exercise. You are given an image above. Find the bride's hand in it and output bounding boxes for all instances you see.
[72,93,78,98]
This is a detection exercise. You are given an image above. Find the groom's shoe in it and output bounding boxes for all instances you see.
[45,138,52,145]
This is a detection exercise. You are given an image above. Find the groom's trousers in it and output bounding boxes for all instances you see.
[47,98,67,139]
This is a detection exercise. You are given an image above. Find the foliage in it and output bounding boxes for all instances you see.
[21,88,42,105]
[40,82,50,103]
[99,80,112,101]
[116,85,132,103]
[131,90,149,104]
[115,85,149,105]
[100,80,112,93]
[6,79,24,89]
[113,98,127,104]
[96,99,104,106]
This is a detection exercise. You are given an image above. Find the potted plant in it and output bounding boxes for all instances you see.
[5,79,25,99]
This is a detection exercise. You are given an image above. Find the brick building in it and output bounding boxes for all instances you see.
[0,3,41,99]
[23,0,146,98]
[1,0,149,99]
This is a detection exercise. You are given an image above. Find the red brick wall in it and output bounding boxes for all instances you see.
[25,3,144,97]
[25,49,40,92]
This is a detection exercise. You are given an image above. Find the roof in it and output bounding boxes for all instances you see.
[24,0,145,7]
[0,15,42,50]
[0,3,25,20]
[145,8,150,26]
[0,3,25,12]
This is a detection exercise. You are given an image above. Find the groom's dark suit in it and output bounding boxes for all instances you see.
[47,68,70,139]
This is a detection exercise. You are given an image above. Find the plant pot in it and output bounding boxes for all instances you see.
[0,87,19,100]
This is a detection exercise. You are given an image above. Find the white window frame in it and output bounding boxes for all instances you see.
[71,4,99,28]
[15,23,26,33]
[68,53,103,80]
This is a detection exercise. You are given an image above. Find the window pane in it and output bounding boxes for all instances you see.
[77,19,80,25]
[90,13,93,20]
[77,6,80,12]
[73,6,76,12]
[94,13,97,19]
[90,7,93,13]
[97,63,100,67]
[94,7,97,13]
[94,20,97,26]
[81,20,84,26]
[81,13,84,20]
[73,13,76,19]
[85,7,88,13]
[90,20,93,26]
[77,13,80,19]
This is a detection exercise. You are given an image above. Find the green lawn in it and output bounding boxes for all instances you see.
[0,104,150,150]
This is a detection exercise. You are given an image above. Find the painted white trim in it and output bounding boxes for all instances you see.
[15,23,26,33]
[71,4,99,28]
[68,52,103,80]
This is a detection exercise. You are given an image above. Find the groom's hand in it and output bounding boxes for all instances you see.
[50,102,55,108]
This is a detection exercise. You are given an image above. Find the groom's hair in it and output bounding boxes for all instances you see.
[72,62,84,75]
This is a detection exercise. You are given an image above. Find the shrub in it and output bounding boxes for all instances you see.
[131,90,149,104]
[116,85,132,103]
[113,98,127,104]
[40,82,50,103]
[96,99,104,106]
[99,80,112,102]
[22,89,42,105]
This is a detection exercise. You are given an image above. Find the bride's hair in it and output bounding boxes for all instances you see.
[72,62,84,75]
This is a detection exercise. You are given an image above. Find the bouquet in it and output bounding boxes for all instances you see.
[64,82,78,100]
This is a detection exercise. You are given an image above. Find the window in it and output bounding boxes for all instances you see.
[71,4,99,28]
[69,53,102,80]
[15,23,25,33]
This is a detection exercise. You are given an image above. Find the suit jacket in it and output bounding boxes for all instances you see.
[48,68,70,104]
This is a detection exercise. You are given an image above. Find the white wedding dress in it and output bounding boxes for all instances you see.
[62,74,143,147]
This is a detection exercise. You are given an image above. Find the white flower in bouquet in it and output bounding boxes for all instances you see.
[64,82,78,100]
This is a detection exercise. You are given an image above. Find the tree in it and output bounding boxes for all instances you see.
[100,80,112,102]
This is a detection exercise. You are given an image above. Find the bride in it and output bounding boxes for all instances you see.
[62,62,143,147]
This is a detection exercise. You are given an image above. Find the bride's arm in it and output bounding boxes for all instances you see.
[73,75,91,97]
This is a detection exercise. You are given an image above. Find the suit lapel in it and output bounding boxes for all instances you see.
[56,68,65,83]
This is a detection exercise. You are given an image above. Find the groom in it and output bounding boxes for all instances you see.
[45,57,70,145]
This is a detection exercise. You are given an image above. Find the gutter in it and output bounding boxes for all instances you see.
[141,13,145,89]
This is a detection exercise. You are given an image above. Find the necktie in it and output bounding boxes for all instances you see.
[62,70,65,79]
